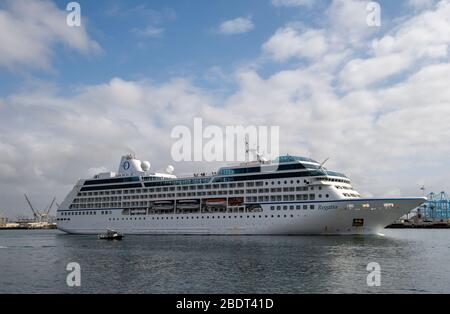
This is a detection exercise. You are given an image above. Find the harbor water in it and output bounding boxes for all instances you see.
[0,229,449,293]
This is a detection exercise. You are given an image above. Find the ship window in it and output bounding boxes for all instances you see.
[270,206,275,210]
[276,206,281,210]
[310,205,315,210]
[290,206,294,210]
[303,205,307,210]
[326,194,329,198]
[283,206,287,210]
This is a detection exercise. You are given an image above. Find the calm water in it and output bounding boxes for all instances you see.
[0,229,449,293]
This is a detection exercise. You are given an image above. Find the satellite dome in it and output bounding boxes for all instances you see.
[141,161,151,171]
[166,165,174,174]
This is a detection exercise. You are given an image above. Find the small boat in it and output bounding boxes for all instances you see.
[98,229,124,240]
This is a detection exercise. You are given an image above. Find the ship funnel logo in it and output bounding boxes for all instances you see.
[123,161,130,170]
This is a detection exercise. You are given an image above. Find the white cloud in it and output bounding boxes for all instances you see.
[219,16,254,35]
[0,0,101,70]
[271,0,314,7]
[373,1,450,60]
[338,0,450,90]
[326,0,376,46]
[131,25,164,37]
[2,0,450,218]
[408,0,436,9]
[263,28,328,62]
[339,53,413,90]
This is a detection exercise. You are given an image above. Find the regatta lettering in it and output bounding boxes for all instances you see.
[318,204,338,210]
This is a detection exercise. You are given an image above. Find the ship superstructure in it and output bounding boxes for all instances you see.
[56,154,425,235]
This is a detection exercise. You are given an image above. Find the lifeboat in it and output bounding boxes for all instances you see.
[228,197,244,206]
[154,201,174,210]
[205,198,226,206]
[177,200,200,209]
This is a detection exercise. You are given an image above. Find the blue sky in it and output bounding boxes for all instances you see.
[0,0,412,94]
[1,0,449,217]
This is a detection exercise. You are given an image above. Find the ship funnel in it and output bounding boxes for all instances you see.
[118,155,145,175]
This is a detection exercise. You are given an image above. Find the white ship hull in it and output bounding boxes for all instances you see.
[57,198,424,235]
[57,154,426,235]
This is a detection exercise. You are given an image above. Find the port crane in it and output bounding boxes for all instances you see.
[24,194,56,223]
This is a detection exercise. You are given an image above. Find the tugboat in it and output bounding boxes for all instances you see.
[98,229,124,240]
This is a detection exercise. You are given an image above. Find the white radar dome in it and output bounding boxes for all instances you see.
[141,161,151,171]
[166,165,174,174]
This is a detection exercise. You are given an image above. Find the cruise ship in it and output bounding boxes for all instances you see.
[56,154,425,235]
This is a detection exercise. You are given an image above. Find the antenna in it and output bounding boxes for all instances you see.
[420,185,426,196]
[319,158,329,175]
[255,145,261,162]
[245,134,249,162]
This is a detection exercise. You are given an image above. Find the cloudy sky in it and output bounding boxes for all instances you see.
[0,0,449,218]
